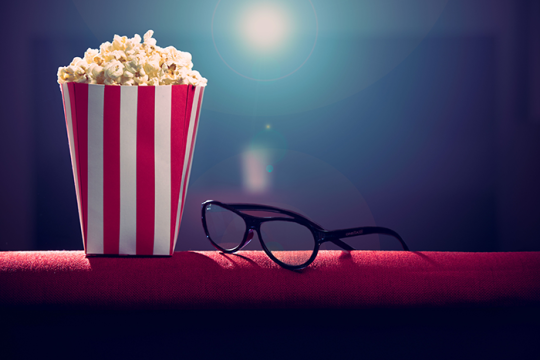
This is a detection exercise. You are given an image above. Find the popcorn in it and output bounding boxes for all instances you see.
[57,30,207,86]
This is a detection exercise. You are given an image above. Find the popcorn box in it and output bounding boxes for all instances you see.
[60,82,204,256]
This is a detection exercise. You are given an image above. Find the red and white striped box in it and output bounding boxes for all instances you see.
[60,83,205,256]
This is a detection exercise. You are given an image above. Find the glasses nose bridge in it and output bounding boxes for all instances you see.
[245,218,259,230]
[240,219,258,250]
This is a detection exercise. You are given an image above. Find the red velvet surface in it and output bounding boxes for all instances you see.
[1,250,539,309]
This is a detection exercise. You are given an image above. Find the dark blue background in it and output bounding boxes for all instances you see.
[1,0,539,252]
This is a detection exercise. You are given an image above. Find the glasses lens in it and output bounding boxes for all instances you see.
[260,220,316,267]
[204,203,246,251]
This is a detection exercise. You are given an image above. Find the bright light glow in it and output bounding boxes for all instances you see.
[241,4,289,50]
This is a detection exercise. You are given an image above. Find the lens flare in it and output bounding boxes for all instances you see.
[242,149,271,193]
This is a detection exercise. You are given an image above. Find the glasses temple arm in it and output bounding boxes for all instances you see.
[325,226,409,251]
[329,239,355,251]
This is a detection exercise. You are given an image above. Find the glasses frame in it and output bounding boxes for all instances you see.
[201,200,409,271]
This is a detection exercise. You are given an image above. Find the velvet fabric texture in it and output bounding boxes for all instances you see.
[1,251,539,309]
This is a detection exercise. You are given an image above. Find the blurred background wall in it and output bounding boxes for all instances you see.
[0,0,539,252]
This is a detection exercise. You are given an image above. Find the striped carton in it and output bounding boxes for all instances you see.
[60,83,205,256]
